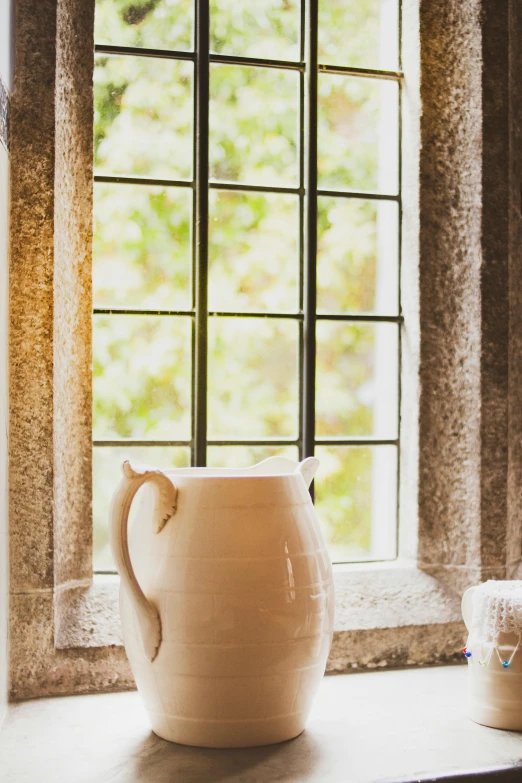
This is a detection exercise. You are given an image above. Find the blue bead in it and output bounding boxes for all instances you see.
[465,651,472,658]
[503,661,509,668]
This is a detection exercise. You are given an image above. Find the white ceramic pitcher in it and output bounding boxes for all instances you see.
[110,456,334,748]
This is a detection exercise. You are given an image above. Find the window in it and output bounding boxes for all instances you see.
[92,0,402,571]
[11,0,517,701]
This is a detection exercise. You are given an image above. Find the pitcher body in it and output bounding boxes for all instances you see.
[111,457,334,747]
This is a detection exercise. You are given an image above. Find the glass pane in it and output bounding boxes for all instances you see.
[95,0,193,52]
[94,55,193,180]
[93,183,192,310]
[318,0,399,70]
[209,190,298,312]
[93,315,191,439]
[209,65,299,186]
[318,75,398,194]
[207,445,299,468]
[93,446,190,571]
[210,0,299,60]
[208,318,298,438]
[317,198,398,315]
[316,322,398,438]
[315,445,397,562]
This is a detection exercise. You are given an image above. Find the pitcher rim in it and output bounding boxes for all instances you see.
[121,456,319,486]
[160,467,306,480]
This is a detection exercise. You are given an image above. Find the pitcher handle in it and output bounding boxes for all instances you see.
[109,461,178,661]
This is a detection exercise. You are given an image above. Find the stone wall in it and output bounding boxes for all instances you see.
[416,0,522,594]
[0,0,13,728]
[9,0,133,701]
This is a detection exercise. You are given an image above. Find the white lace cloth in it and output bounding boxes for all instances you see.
[472,580,522,643]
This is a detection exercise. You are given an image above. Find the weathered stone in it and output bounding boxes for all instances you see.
[417,0,485,581]
[333,566,462,630]
[327,625,464,674]
[8,0,131,700]
[9,0,57,593]
[53,0,94,588]
[416,0,522,592]
[328,567,466,672]
[55,578,123,650]
[0,78,10,724]
[9,593,133,701]
[507,0,522,576]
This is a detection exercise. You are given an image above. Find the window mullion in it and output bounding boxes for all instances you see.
[302,0,319,471]
[297,0,305,463]
[193,0,210,467]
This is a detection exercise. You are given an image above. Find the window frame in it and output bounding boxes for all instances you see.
[92,0,404,570]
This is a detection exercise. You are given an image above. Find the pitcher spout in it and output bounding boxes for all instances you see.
[296,457,320,489]
[239,456,319,488]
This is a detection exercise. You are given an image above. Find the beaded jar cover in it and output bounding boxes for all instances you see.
[472,580,522,643]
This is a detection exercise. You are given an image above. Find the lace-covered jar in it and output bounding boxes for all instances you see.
[462,581,522,730]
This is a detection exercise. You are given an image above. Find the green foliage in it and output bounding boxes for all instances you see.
[92,0,399,569]
[209,191,298,312]
[207,319,298,439]
[317,198,377,312]
[95,0,193,50]
[94,183,192,309]
[318,75,398,192]
[93,315,192,439]
[210,64,298,186]
[318,0,398,70]
[94,55,194,179]
[210,0,299,60]
[316,322,374,437]
[315,446,373,557]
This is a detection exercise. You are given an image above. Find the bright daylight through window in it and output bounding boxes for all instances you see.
[92,0,402,571]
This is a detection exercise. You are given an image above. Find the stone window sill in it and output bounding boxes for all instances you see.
[2,666,522,782]
[56,563,465,672]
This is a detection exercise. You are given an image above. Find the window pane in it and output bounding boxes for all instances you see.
[315,445,397,562]
[318,0,399,70]
[95,0,193,52]
[317,198,398,315]
[210,0,299,60]
[93,183,192,310]
[93,446,190,571]
[209,65,299,186]
[318,75,398,194]
[207,445,299,468]
[316,322,398,438]
[208,318,298,438]
[94,55,193,180]
[209,190,299,312]
[93,315,192,439]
